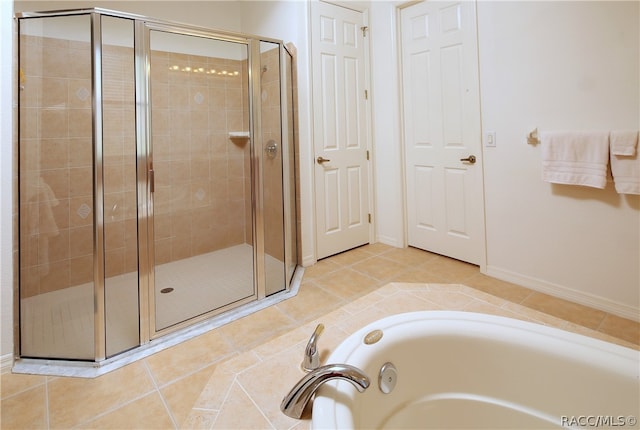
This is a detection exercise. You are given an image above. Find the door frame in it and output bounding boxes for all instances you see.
[310,0,375,262]
[396,0,487,271]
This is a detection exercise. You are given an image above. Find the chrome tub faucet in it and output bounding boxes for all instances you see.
[280,363,370,419]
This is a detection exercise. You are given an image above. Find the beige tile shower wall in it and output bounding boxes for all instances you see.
[260,47,284,262]
[150,50,250,265]
[102,44,137,279]
[19,35,94,298]
[19,35,251,297]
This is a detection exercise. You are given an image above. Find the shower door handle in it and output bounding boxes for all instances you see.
[149,169,155,193]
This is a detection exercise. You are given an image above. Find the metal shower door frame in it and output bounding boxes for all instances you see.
[15,7,297,364]
[139,20,262,341]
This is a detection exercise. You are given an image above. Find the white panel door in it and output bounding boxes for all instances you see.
[312,1,370,259]
[401,1,484,264]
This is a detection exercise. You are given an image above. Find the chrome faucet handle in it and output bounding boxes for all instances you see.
[281,363,370,419]
[302,323,324,371]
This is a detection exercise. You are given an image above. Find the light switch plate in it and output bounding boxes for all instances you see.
[485,131,496,147]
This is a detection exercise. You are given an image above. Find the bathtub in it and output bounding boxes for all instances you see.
[312,311,639,429]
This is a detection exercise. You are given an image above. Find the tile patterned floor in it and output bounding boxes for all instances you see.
[2,244,638,429]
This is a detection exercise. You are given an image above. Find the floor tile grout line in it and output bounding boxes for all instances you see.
[234,376,278,430]
[44,376,50,430]
[350,266,391,287]
[0,378,48,401]
[304,279,347,301]
[68,388,159,429]
[251,339,307,368]
[142,359,179,430]
[349,264,414,284]
[153,349,238,390]
[207,374,240,430]
[274,303,301,327]
[191,406,219,412]
[191,378,231,427]
[308,283,349,308]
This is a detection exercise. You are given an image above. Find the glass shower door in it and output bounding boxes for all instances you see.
[148,29,254,331]
[18,13,141,359]
[17,8,299,366]
[101,15,140,357]
[260,41,286,296]
[18,14,95,359]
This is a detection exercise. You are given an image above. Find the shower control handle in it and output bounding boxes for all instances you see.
[265,140,278,158]
[302,323,324,371]
[317,156,331,165]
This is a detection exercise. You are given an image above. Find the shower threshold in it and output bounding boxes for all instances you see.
[14,246,303,378]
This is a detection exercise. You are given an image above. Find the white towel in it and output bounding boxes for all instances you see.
[541,131,610,189]
[610,151,640,195]
[26,177,60,237]
[610,130,638,156]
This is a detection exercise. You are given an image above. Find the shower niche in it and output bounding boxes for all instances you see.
[16,9,299,364]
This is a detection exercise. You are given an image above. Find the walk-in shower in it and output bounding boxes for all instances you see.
[15,8,299,366]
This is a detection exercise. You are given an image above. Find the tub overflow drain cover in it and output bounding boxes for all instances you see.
[379,362,398,394]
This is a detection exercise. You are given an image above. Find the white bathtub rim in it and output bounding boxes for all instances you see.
[327,310,637,366]
[311,310,639,430]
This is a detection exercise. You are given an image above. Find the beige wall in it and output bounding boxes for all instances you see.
[2,0,16,362]
[370,1,640,319]
[476,1,639,318]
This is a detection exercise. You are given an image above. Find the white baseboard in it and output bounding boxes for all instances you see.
[1,353,13,374]
[485,265,640,322]
[301,253,315,267]
[376,234,402,248]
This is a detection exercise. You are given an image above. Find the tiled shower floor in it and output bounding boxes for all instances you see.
[3,244,638,429]
[20,244,281,358]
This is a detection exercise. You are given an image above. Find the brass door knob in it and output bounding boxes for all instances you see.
[460,155,476,164]
[317,156,331,164]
